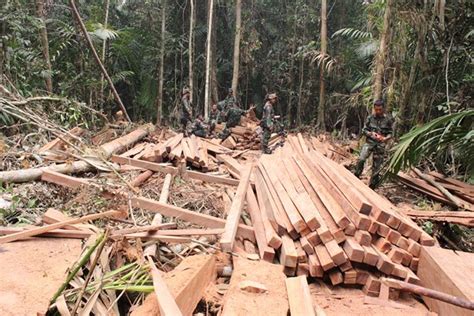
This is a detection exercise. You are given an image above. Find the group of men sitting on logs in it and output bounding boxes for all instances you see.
[179,87,279,154]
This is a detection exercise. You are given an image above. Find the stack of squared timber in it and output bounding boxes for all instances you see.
[243,133,435,296]
[117,133,232,172]
[215,115,261,150]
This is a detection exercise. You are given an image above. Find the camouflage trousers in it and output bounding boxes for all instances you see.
[354,142,385,188]
[261,127,272,154]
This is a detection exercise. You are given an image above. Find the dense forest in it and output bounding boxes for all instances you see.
[1,0,473,173]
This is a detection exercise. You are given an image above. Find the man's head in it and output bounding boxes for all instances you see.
[373,99,385,117]
[212,104,218,111]
[268,93,278,104]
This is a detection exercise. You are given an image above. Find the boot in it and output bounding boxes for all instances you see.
[354,160,365,178]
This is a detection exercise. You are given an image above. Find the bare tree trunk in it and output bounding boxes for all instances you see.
[317,0,327,130]
[287,4,298,127]
[69,0,131,122]
[211,15,219,105]
[204,0,214,118]
[231,0,242,95]
[188,0,195,103]
[99,0,110,105]
[35,0,53,94]
[156,0,166,125]
[372,0,392,101]
[296,56,305,126]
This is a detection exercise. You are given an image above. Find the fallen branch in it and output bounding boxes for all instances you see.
[381,277,474,311]
[413,168,463,208]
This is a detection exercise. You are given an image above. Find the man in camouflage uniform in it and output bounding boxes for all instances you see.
[217,88,237,123]
[354,99,393,188]
[208,103,220,134]
[190,114,208,138]
[180,88,193,134]
[219,104,255,139]
[260,93,277,154]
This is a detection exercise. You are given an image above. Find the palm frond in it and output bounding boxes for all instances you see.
[332,28,373,40]
[386,110,474,176]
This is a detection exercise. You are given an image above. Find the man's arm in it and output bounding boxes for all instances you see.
[362,116,373,137]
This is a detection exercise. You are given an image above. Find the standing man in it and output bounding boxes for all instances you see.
[354,99,393,188]
[261,93,277,154]
[217,88,237,123]
[180,88,193,134]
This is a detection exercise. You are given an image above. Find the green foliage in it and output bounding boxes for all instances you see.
[387,110,474,176]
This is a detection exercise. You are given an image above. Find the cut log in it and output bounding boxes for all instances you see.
[111,155,178,175]
[130,170,154,187]
[0,125,153,183]
[285,276,316,316]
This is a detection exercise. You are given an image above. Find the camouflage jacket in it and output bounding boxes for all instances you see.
[191,119,207,133]
[181,96,192,118]
[209,109,220,122]
[362,113,393,144]
[226,107,246,128]
[261,101,274,129]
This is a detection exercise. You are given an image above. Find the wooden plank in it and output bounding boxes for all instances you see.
[258,163,299,237]
[0,209,123,244]
[285,276,316,316]
[111,155,178,175]
[329,270,344,285]
[221,258,288,316]
[314,244,336,271]
[131,197,255,242]
[324,239,347,266]
[275,158,320,231]
[344,269,358,285]
[120,142,147,158]
[0,227,91,239]
[132,254,216,316]
[417,246,474,316]
[280,233,298,268]
[220,164,253,252]
[147,256,183,316]
[294,240,307,263]
[289,158,333,242]
[185,170,239,186]
[404,210,474,227]
[246,188,276,262]
[355,230,372,246]
[343,237,364,263]
[216,154,243,177]
[296,155,350,229]
[363,245,380,266]
[41,170,91,189]
[260,158,307,233]
[308,150,372,215]
[254,168,282,232]
[307,253,324,277]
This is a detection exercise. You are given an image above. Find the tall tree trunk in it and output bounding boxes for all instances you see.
[296,56,305,126]
[188,0,195,103]
[35,0,53,94]
[287,3,298,127]
[204,0,214,118]
[69,0,131,122]
[231,0,242,95]
[211,14,218,105]
[156,0,166,125]
[317,0,327,130]
[99,0,110,105]
[372,0,392,101]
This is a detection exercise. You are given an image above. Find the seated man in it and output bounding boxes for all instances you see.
[190,115,208,138]
[208,103,220,133]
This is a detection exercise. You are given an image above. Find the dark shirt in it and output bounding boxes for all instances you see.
[362,113,393,144]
